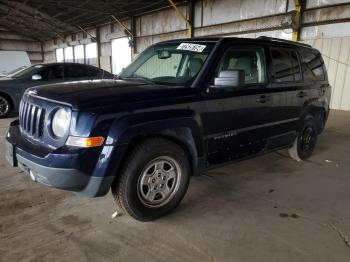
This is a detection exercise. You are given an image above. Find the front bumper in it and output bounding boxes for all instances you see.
[5,123,114,197]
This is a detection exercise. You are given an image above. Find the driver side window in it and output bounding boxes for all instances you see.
[215,47,266,85]
[39,65,64,80]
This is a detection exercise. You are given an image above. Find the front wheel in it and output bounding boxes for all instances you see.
[289,116,318,161]
[112,138,190,221]
[0,95,11,118]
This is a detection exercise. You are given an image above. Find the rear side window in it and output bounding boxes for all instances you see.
[88,67,102,77]
[65,65,89,78]
[300,49,325,81]
[271,48,301,82]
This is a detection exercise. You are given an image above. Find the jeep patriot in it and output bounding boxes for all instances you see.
[5,37,331,221]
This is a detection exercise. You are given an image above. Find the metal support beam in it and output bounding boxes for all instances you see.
[167,0,193,38]
[131,16,137,53]
[110,14,135,55]
[110,15,134,38]
[291,0,305,41]
[40,41,45,62]
[188,0,195,38]
[96,27,101,68]
[76,25,97,42]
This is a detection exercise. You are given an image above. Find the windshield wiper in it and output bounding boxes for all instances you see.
[120,75,155,84]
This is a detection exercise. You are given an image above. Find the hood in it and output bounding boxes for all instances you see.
[0,77,16,82]
[28,79,196,111]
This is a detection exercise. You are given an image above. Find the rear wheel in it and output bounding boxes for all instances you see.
[0,95,11,118]
[289,116,318,161]
[112,138,190,221]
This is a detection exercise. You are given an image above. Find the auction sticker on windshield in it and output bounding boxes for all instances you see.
[177,43,206,53]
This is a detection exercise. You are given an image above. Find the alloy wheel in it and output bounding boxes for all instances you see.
[0,96,10,117]
[138,156,182,208]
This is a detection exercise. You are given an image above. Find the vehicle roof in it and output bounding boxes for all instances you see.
[160,36,314,50]
[34,62,99,68]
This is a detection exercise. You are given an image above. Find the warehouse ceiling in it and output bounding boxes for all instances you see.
[0,0,187,41]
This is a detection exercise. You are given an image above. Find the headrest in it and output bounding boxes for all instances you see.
[188,58,203,76]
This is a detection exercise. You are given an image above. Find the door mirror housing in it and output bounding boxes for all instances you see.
[32,74,42,81]
[213,70,244,88]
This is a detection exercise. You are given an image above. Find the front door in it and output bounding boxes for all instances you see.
[203,45,272,166]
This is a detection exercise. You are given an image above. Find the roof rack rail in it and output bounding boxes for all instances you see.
[257,36,312,48]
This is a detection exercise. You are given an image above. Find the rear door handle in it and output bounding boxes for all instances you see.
[257,95,270,103]
[296,91,307,98]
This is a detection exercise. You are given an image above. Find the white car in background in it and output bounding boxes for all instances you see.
[0,51,31,77]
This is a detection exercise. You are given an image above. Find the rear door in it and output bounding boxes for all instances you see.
[266,46,306,149]
[299,48,329,110]
[204,45,272,166]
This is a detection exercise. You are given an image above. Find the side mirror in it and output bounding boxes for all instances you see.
[213,70,244,87]
[32,74,42,81]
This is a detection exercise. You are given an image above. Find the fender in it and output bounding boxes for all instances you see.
[300,87,329,133]
[92,109,206,180]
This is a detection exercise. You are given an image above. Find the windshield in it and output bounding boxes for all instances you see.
[119,42,216,86]
[6,66,28,77]
[10,65,43,79]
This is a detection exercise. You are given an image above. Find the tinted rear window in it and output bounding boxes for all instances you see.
[65,65,89,78]
[300,49,325,81]
[271,48,301,82]
[88,67,102,77]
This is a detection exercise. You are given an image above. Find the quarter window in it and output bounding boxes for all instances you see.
[215,48,266,85]
[271,48,301,82]
[300,50,325,81]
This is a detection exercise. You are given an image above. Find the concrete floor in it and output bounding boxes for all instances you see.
[1,111,350,262]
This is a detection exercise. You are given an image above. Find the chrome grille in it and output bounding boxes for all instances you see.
[19,100,46,138]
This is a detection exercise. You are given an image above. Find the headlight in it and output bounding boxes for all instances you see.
[52,108,71,138]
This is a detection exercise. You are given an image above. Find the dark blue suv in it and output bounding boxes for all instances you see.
[5,37,331,221]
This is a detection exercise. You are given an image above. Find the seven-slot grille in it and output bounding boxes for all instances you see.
[19,100,45,138]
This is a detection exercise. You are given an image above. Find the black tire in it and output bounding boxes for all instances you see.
[0,95,12,118]
[289,116,318,161]
[112,138,190,221]
[317,111,326,134]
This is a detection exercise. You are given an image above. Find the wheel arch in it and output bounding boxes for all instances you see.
[121,127,202,176]
[101,114,206,185]
[301,106,327,134]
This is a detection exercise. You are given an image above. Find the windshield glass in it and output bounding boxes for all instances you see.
[6,66,28,76]
[10,65,43,79]
[119,42,216,86]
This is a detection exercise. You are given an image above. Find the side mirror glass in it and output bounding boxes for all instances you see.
[213,70,244,88]
[32,74,42,81]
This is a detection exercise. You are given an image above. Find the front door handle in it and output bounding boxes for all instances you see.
[257,95,270,103]
[296,91,307,98]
